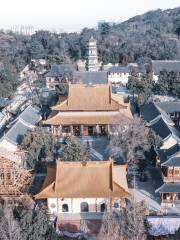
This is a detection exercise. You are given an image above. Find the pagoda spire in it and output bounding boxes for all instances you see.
[87,36,99,72]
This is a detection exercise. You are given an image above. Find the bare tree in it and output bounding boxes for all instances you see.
[0,156,34,210]
[109,116,149,165]
[120,201,148,240]
[97,210,121,240]
[0,204,21,240]
[97,201,148,240]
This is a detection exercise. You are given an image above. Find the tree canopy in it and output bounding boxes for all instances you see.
[60,137,86,161]
[20,127,58,170]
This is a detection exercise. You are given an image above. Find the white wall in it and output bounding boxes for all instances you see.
[153,74,159,82]
[108,73,129,85]
[47,197,121,214]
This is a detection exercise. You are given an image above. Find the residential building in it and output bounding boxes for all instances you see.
[45,64,76,90]
[35,160,129,228]
[108,66,130,85]
[155,102,180,127]
[43,83,133,137]
[143,102,180,150]
[108,63,138,86]
[0,105,41,152]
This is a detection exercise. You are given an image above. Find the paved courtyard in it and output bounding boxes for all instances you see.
[76,136,110,160]
[132,166,180,215]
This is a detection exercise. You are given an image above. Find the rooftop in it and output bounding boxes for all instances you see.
[44,84,132,125]
[1,105,41,146]
[152,60,180,75]
[143,102,160,123]
[35,160,129,199]
[143,102,180,142]
[74,71,108,85]
[51,84,128,112]
[151,118,171,140]
[156,183,180,193]
[162,151,180,167]
[108,66,130,74]
[157,144,180,164]
[155,102,180,114]
[45,64,75,78]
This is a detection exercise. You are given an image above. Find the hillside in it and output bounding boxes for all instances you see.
[0,6,180,97]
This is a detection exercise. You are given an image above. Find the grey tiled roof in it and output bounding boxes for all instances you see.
[4,121,32,145]
[1,105,41,146]
[156,183,180,193]
[152,60,180,75]
[157,144,180,164]
[74,71,108,84]
[108,66,129,74]
[18,105,41,125]
[155,102,180,114]
[143,103,161,122]
[143,102,179,141]
[45,64,75,77]
[162,152,180,167]
[151,118,171,140]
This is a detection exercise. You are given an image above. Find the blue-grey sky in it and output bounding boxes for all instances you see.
[1,0,180,32]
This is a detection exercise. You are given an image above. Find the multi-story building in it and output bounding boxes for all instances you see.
[156,151,180,207]
[143,101,180,207]
[43,83,133,137]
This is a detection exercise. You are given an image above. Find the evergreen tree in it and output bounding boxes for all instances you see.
[20,209,58,240]
[128,70,154,108]
[20,127,58,170]
[155,70,170,95]
[60,137,86,161]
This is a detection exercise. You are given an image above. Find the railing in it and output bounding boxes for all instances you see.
[163,175,180,182]
[58,212,104,220]
[161,199,173,204]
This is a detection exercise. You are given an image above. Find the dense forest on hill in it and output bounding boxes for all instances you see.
[1,6,180,97]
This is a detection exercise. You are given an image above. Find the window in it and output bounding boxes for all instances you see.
[81,202,89,212]
[0,173,4,181]
[62,204,69,212]
[100,203,106,212]
[113,202,119,209]
[0,173,4,183]
[50,203,56,209]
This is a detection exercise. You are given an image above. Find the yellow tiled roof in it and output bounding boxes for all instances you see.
[44,111,131,125]
[52,84,121,111]
[35,161,129,199]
